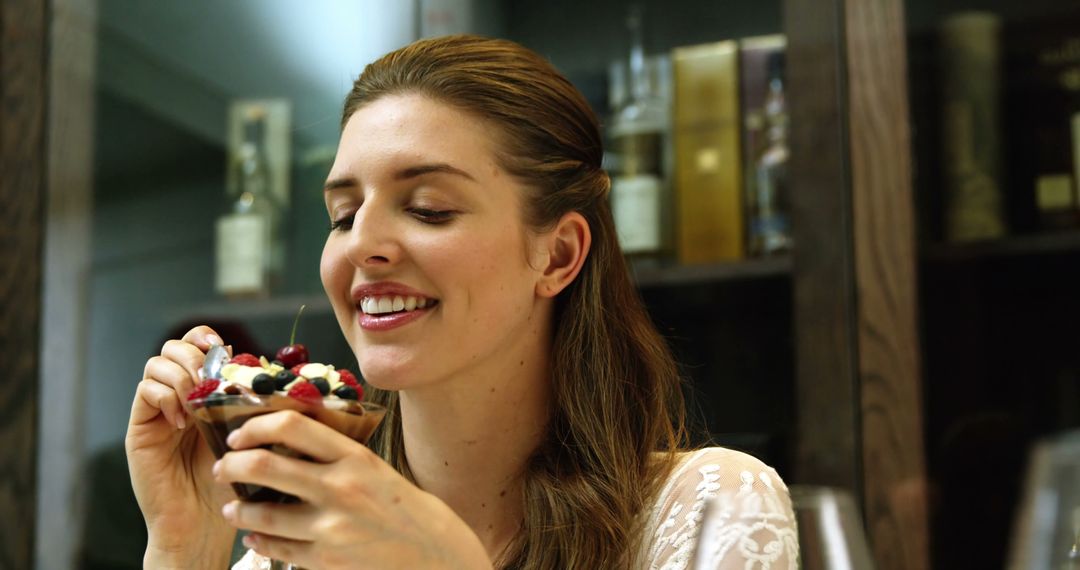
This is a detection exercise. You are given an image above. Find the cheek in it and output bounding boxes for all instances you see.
[320,239,349,297]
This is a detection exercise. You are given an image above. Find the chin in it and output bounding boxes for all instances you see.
[355,353,427,392]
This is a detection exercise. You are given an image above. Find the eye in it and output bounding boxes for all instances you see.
[407,207,456,224]
[329,211,356,232]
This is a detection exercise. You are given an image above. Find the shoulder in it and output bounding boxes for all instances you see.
[654,447,791,521]
[670,446,784,487]
[640,447,798,570]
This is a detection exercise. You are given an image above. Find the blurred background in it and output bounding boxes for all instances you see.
[2,0,1079,568]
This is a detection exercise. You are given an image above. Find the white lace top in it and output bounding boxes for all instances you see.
[640,447,799,570]
[234,447,798,570]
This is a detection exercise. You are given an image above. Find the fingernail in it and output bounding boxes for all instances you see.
[226,430,239,448]
[222,501,236,520]
[242,534,256,548]
[212,460,222,477]
[206,334,223,347]
[176,415,186,430]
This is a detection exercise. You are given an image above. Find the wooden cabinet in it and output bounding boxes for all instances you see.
[8,0,1079,568]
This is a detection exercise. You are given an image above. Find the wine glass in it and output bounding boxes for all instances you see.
[787,485,875,570]
[691,484,873,570]
[1008,429,1080,570]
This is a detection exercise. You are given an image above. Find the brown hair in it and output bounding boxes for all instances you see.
[343,35,688,569]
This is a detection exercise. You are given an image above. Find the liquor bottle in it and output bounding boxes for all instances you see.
[939,12,1006,242]
[609,4,669,258]
[215,107,281,297]
[748,52,792,256]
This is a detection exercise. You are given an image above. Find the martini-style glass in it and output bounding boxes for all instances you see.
[1008,429,1080,570]
[185,346,386,569]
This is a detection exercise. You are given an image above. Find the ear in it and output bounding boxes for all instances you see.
[536,211,591,299]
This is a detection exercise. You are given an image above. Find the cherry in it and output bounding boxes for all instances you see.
[276,305,309,368]
[276,344,308,368]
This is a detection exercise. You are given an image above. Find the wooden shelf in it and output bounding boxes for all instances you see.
[171,257,792,321]
[631,255,792,288]
[923,231,1080,261]
[169,294,334,322]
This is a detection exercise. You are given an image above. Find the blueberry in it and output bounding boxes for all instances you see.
[252,373,275,395]
[311,377,330,396]
[333,385,358,400]
[274,370,296,390]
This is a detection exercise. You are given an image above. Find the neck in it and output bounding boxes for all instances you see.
[398,303,554,560]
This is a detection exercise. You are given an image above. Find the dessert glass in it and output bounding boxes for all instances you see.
[185,393,386,502]
[184,390,385,569]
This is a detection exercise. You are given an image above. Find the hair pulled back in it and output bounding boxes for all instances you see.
[344,35,687,569]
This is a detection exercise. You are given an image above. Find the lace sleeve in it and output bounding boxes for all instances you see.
[642,447,799,570]
[232,548,270,570]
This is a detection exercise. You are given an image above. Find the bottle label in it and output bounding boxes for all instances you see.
[612,174,662,253]
[616,132,664,176]
[216,214,267,294]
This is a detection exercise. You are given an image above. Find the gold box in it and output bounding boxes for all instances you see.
[673,41,744,263]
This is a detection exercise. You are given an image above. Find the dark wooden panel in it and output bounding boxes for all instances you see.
[844,0,931,568]
[0,0,45,567]
[786,0,862,492]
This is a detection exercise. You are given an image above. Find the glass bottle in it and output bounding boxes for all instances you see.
[215,107,281,297]
[610,4,670,259]
[748,53,792,256]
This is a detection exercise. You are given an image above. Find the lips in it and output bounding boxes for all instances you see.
[351,282,439,331]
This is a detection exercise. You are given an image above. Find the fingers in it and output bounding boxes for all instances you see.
[221,500,319,541]
[213,447,324,503]
[181,325,225,352]
[143,354,199,402]
[159,339,209,390]
[131,378,188,429]
[227,410,366,464]
[242,533,315,569]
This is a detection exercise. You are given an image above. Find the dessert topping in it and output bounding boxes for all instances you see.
[252,373,276,395]
[229,353,261,367]
[188,379,221,401]
[287,381,323,405]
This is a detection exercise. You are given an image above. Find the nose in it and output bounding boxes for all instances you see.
[345,201,401,269]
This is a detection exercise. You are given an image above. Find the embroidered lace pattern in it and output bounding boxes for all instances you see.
[233,548,271,570]
[641,447,799,570]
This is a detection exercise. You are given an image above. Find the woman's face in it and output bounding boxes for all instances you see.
[321,94,548,391]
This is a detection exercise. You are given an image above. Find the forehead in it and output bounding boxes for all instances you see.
[331,94,501,179]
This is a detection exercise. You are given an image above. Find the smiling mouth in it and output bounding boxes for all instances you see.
[357,295,439,316]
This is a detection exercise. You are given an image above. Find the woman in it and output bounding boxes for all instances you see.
[126,35,798,569]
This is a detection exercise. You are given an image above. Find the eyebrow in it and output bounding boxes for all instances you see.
[395,163,476,182]
[323,162,475,192]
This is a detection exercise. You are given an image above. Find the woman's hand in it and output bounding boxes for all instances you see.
[215,410,493,570]
[125,326,236,568]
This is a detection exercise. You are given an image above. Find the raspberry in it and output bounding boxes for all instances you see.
[229,353,261,367]
[187,379,221,401]
[338,369,359,387]
[287,381,323,406]
[291,364,306,377]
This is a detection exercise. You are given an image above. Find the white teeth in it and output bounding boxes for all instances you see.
[361,294,435,315]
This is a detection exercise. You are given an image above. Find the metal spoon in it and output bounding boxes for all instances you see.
[200,344,230,381]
